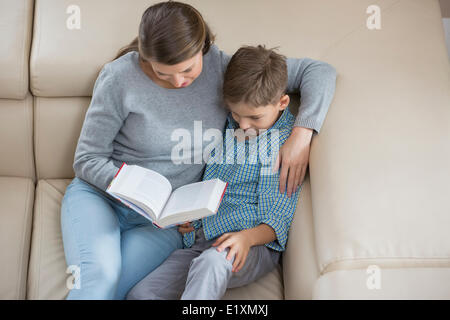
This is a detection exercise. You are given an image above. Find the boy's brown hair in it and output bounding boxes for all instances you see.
[223,45,287,107]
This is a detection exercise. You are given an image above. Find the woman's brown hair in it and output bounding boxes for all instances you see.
[113,1,215,65]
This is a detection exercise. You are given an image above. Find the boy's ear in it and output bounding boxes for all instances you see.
[278,94,290,110]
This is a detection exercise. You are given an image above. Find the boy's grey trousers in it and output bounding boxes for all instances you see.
[126,227,280,300]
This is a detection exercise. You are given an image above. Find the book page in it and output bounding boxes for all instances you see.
[109,164,172,218]
[158,179,226,222]
[111,194,154,221]
[207,180,227,214]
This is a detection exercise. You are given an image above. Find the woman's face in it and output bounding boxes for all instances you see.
[145,50,203,89]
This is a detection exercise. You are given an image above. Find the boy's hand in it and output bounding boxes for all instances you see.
[273,126,313,197]
[212,230,252,273]
[177,222,194,234]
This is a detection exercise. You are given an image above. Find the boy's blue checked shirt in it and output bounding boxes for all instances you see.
[182,108,302,251]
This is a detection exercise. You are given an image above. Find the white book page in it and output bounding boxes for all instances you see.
[158,179,224,221]
[207,180,227,213]
[111,194,154,221]
[110,165,172,218]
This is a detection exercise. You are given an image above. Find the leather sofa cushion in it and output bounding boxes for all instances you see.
[31,0,399,97]
[0,95,35,181]
[0,177,34,299]
[0,0,33,99]
[283,174,320,300]
[313,268,450,299]
[310,0,450,274]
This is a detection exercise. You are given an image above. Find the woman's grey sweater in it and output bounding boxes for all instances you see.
[73,45,336,192]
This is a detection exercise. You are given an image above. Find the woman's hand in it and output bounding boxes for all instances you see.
[212,231,252,273]
[273,126,313,197]
[177,222,194,234]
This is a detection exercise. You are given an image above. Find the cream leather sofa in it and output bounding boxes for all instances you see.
[1,0,449,300]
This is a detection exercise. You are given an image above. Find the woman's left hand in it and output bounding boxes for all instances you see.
[272,126,313,197]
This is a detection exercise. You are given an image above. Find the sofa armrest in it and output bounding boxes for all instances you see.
[282,173,320,299]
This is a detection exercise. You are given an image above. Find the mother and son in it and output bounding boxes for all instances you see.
[61,1,336,300]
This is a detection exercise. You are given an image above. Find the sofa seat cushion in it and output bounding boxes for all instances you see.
[0,177,34,299]
[27,179,283,299]
[313,268,450,299]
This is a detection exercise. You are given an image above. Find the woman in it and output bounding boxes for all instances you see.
[61,1,336,300]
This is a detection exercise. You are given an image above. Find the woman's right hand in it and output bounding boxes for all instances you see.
[178,222,194,234]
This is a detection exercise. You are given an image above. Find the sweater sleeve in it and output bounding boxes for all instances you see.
[210,44,232,76]
[286,57,337,134]
[72,64,126,191]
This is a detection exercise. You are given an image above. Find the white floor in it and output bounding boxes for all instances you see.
[443,18,450,61]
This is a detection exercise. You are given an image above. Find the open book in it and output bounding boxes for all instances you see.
[106,163,228,228]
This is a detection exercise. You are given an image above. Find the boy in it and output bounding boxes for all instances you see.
[127,45,302,300]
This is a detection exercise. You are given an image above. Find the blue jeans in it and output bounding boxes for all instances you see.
[60,177,183,300]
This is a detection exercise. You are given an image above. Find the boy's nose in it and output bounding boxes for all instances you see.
[238,120,252,130]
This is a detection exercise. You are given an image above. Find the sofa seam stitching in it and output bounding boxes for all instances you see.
[16,179,31,299]
[33,180,44,298]
[321,255,450,274]
[319,0,403,59]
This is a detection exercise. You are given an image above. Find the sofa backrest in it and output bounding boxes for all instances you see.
[0,0,35,182]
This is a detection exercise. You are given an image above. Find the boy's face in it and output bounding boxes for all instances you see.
[227,94,290,139]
